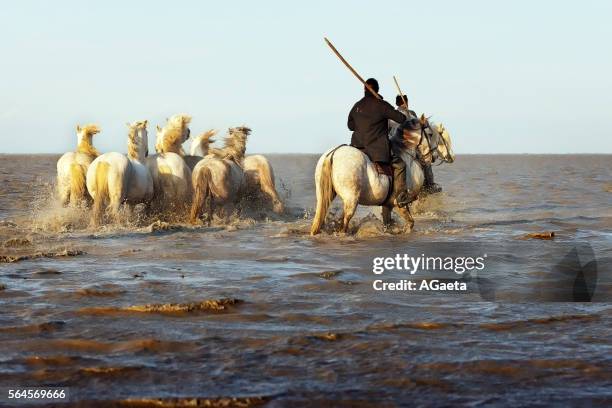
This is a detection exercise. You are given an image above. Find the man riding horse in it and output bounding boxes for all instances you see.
[311,77,454,235]
[348,78,413,208]
[389,94,442,194]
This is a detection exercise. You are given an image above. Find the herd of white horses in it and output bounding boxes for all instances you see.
[56,114,454,234]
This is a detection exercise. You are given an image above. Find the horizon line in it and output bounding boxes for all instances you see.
[0,152,611,156]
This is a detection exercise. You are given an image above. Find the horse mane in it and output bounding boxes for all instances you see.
[210,126,251,164]
[191,129,217,155]
[76,124,101,158]
[156,114,192,155]
[127,121,147,160]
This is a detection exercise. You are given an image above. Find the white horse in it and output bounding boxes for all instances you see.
[86,120,153,226]
[243,155,285,214]
[190,127,250,223]
[145,114,194,213]
[184,129,217,169]
[310,117,454,235]
[56,124,101,206]
[188,129,284,214]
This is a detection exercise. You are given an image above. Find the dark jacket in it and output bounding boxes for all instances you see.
[348,93,406,163]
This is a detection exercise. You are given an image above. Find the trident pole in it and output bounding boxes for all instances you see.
[324,37,381,100]
[393,75,409,109]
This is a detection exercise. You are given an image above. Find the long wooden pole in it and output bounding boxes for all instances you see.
[393,75,409,109]
[324,37,381,100]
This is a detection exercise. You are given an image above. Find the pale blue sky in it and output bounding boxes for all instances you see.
[1,0,611,154]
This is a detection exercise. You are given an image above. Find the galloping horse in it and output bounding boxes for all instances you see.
[190,127,250,223]
[188,128,284,215]
[145,114,194,213]
[56,124,101,206]
[310,117,454,235]
[243,155,285,214]
[86,120,153,225]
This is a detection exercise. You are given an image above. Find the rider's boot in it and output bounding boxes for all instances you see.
[422,164,442,194]
[386,156,413,208]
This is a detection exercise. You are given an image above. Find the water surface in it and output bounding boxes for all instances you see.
[0,154,611,406]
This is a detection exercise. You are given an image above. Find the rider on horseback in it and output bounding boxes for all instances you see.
[348,78,412,208]
[389,94,442,194]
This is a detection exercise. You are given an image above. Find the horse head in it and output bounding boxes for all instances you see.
[432,123,454,163]
[390,116,423,155]
[190,129,217,157]
[421,116,454,164]
[75,123,101,157]
[225,126,251,161]
[127,120,149,161]
[76,123,101,143]
[391,115,454,164]
[155,114,192,155]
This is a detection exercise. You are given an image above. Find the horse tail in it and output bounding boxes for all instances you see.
[310,153,335,235]
[69,163,87,206]
[92,162,110,226]
[190,166,213,224]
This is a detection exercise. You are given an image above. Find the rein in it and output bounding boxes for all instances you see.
[407,122,452,165]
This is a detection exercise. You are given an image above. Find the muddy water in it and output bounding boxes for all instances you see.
[0,154,611,406]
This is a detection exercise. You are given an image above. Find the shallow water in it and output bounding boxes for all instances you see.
[0,154,611,406]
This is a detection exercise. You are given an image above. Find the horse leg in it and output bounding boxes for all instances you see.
[108,196,122,224]
[225,202,237,222]
[205,195,214,225]
[58,186,70,206]
[258,177,284,213]
[108,174,125,224]
[394,205,414,233]
[341,198,358,234]
[382,205,394,228]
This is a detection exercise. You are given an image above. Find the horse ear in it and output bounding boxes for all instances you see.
[76,124,81,132]
[156,125,162,132]
[419,114,427,125]
[143,120,148,127]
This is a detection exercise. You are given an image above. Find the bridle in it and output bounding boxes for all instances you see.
[402,120,453,165]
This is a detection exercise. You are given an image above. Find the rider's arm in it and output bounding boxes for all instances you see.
[383,101,407,124]
[348,107,356,131]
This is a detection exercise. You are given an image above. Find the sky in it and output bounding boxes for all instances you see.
[1,0,611,154]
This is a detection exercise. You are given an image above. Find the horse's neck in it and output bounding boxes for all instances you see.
[133,152,146,163]
[76,135,98,157]
[128,145,146,163]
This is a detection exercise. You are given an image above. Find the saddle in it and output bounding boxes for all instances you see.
[374,162,393,178]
